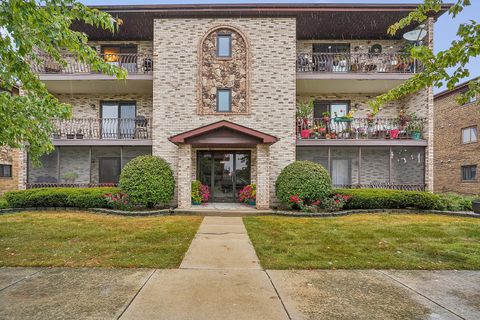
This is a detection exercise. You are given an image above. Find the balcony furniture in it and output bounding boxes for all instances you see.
[134,116,149,139]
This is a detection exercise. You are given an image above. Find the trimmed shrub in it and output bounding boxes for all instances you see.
[437,193,476,211]
[0,197,8,209]
[4,187,119,208]
[119,155,174,208]
[276,161,332,206]
[333,188,447,211]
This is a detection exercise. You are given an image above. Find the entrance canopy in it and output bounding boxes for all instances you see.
[168,120,278,148]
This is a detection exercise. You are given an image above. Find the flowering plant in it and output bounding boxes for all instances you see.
[288,194,304,210]
[192,180,210,204]
[104,192,132,211]
[239,184,256,204]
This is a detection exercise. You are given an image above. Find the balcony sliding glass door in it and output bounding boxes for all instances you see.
[101,102,136,139]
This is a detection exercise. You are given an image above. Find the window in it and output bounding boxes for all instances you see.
[313,43,350,53]
[462,126,477,144]
[101,101,136,139]
[217,34,232,58]
[216,89,232,112]
[462,165,477,181]
[0,164,12,178]
[313,100,349,119]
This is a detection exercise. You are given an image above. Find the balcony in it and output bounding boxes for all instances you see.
[296,116,427,146]
[296,52,420,94]
[51,117,152,146]
[33,53,153,94]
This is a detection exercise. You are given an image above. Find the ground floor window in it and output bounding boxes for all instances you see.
[296,146,425,189]
[197,151,251,203]
[0,164,12,178]
[461,165,477,181]
[27,146,152,186]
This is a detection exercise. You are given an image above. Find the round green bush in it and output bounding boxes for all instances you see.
[119,155,174,208]
[275,160,332,205]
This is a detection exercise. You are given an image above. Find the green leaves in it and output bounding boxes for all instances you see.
[0,0,126,161]
[371,0,479,113]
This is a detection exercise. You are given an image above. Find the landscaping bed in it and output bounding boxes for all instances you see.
[0,211,202,268]
[244,214,480,270]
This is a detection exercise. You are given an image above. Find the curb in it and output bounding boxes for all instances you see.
[0,207,173,217]
[272,208,480,218]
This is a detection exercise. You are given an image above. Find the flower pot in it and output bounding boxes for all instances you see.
[472,200,480,214]
[248,198,256,206]
[389,129,400,139]
[411,132,421,140]
[52,133,61,139]
[192,200,202,205]
[75,133,84,139]
[300,129,310,139]
[66,134,75,139]
[318,127,326,133]
[334,117,354,123]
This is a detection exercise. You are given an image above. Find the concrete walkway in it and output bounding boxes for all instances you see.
[121,216,289,319]
[0,217,479,319]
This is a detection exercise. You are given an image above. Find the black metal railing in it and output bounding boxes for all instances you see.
[32,53,153,74]
[297,116,426,140]
[334,183,426,191]
[297,52,421,74]
[51,117,151,140]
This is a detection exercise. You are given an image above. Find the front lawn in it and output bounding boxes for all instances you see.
[244,214,480,270]
[0,211,202,268]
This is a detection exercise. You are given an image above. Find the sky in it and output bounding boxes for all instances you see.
[79,0,480,93]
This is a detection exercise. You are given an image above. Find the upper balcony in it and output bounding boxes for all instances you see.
[33,52,153,94]
[296,115,427,147]
[50,117,152,146]
[296,52,421,94]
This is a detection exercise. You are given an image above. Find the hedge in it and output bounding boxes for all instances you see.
[0,197,8,209]
[4,187,120,208]
[333,188,477,211]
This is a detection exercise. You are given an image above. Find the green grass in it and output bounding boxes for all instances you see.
[244,214,480,270]
[0,211,202,268]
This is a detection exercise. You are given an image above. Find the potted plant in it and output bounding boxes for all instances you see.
[398,109,412,127]
[389,118,400,139]
[407,113,423,140]
[239,184,256,206]
[52,131,61,139]
[66,131,75,139]
[296,99,313,139]
[75,130,84,139]
[191,180,210,205]
[63,172,79,184]
[322,111,331,124]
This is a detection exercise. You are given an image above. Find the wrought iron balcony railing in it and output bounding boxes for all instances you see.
[32,53,153,74]
[51,117,151,140]
[296,52,421,74]
[297,117,426,140]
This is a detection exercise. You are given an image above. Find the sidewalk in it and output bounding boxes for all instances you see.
[0,217,479,319]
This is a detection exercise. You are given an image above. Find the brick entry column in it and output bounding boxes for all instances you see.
[177,144,192,209]
[256,144,270,209]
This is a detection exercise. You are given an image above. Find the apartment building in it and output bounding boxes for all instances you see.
[434,78,480,195]
[1,4,449,208]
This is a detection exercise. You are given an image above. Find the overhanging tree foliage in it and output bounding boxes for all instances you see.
[370,0,479,113]
[0,0,126,162]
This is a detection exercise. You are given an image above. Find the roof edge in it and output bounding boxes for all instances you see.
[434,76,480,100]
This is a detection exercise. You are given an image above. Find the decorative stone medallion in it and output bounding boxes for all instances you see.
[198,25,250,115]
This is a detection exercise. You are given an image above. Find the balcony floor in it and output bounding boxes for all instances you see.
[296,139,427,146]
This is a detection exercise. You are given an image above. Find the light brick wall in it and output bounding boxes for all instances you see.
[434,91,480,195]
[56,94,153,119]
[153,17,297,206]
[297,39,407,55]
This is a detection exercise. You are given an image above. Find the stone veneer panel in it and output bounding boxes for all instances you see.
[153,18,296,206]
[198,26,249,114]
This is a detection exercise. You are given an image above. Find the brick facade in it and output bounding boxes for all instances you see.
[153,18,297,208]
[0,147,23,195]
[434,89,480,195]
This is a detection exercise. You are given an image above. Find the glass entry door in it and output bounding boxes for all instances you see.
[197,151,251,202]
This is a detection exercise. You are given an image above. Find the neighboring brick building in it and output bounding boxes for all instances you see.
[3,3,450,208]
[434,78,480,195]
